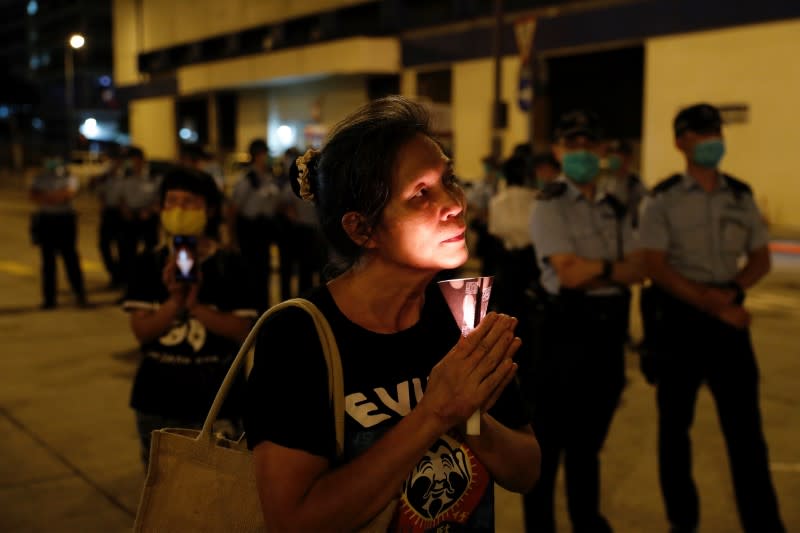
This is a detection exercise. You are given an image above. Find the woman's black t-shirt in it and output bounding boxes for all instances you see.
[245,283,529,532]
[124,247,259,420]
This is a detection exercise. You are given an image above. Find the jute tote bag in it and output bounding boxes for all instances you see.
[133,298,396,532]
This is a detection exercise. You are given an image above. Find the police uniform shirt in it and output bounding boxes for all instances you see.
[119,168,162,212]
[98,170,124,208]
[231,168,281,220]
[465,179,496,213]
[529,177,637,295]
[638,173,768,284]
[604,174,648,213]
[488,184,537,250]
[281,183,319,227]
[30,169,78,214]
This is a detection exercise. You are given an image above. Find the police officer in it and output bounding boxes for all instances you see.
[524,110,644,533]
[29,155,88,309]
[91,143,125,288]
[227,139,283,310]
[488,153,538,332]
[638,103,784,533]
[602,139,647,228]
[118,146,162,284]
[466,155,503,276]
[532,152,561,189]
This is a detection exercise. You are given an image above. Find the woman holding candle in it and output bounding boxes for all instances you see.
[244,96,540,531]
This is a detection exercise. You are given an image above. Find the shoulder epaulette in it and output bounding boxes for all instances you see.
[652,174,682,195]
[536,181,567,200]
[723,174,752,196]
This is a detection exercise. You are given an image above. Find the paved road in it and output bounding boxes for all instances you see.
[0,177,798,532]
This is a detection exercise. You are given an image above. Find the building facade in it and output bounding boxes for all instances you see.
[113,0,800,230]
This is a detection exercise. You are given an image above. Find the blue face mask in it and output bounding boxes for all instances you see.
[692,138,725,168]
[606,154,622,172]
[562,151,600,184]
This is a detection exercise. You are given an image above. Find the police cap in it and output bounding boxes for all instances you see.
[607,139,633,155]
[553,109,602,141]
[673,103,722,137]
[248,138,268,159]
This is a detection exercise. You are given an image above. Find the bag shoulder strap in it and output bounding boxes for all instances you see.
[200,298,345,458]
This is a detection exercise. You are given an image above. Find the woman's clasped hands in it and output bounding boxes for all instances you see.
[420,313,521,431]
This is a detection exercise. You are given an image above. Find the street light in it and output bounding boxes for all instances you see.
[69,34,85,50]
[65,33,85,153]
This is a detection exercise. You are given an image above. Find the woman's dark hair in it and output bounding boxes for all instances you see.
[291,96,434,273]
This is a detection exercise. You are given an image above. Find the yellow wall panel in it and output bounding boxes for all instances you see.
[236,90,268,153]
[140,0,374,52]
[177,38,399,95]
[112,0,140,86]
[453,56,530,181]
[130,97,177,160]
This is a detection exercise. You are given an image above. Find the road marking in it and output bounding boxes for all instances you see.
[0,259,104,276]
[0,260,34,276]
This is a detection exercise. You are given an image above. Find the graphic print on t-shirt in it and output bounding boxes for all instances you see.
[158,318,207,352]
[396,434,490,531]
[345,382,492,532]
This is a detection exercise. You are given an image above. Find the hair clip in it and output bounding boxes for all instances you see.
[295,148,319,202]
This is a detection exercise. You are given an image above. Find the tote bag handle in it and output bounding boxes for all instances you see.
[199,298,345,457]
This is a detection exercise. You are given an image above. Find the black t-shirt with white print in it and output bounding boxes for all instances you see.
[245,284,529,532]
[123,247,258,420]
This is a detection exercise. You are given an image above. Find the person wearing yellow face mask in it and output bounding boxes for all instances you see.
[122,167,259,468]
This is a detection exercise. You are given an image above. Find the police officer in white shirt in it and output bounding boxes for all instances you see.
[488,153,538,322]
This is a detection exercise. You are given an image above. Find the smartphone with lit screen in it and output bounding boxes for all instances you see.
[173,235,198,283]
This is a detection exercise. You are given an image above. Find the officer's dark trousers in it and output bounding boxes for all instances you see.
[119,216,159,285]
[37,212,86,306]
[290,223,326,296]
[655,292,784,533]
[236,215,276,311]
[523,292,628,533]
[98,207,122,284]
